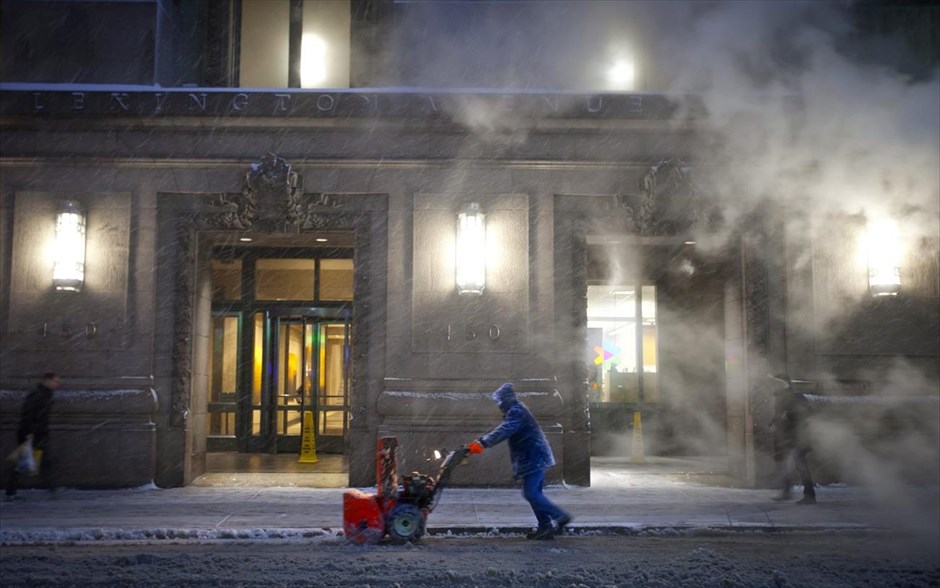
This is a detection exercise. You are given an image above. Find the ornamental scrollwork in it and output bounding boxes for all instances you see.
[607,158,712,236]
[197,154,341,232]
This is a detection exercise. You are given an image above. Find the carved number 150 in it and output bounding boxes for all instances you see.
[447,324,501,341]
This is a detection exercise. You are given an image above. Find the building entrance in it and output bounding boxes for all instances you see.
[206,246,354,456]
[585,239,728,459]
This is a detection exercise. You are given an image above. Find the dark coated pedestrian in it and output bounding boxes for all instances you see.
[4,372,60,501]
[770,374,817,505]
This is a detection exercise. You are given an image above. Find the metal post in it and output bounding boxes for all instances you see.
[288,0,303,87]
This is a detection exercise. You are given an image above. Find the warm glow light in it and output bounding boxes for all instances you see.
[301,34,328,87]
[53,201,86,292]
[863,218,902,296]
[607,58,635,90]
[456,202,486,295]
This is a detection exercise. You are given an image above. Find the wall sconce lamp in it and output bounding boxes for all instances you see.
[456,202,486,295]
[864,218,901,297]
[53,200,86,292]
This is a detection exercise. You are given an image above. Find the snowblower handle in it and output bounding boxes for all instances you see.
[427,446,471,513]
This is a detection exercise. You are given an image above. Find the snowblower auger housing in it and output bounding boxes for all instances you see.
[343,436,470,544]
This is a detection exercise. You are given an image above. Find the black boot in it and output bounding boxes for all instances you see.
[525,526,555,541]
[554,513,573,535]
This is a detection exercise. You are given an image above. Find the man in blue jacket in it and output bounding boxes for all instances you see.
[468,383,572,540]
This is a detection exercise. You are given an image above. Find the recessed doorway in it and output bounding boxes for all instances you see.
[205,245,353,460]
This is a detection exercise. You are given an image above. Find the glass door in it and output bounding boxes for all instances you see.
[207,312,240,451]
[266,314,314,453]
[245,310,350,453]
[313,321,351,453]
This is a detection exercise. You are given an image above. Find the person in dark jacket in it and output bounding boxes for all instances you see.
[468,383,572,540]
[4,372,60,501]
[770,374,816,505]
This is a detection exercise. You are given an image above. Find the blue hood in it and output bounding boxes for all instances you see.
[492,383,517,411]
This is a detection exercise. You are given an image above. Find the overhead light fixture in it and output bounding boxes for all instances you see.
[315,237,328,243]
[53,200,86,292]
[455,202,486,295]
[239,237,253,242]
[607,58,635,91]
[863,218,901,297]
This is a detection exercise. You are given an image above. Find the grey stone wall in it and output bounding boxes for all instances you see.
[0,388,157,489]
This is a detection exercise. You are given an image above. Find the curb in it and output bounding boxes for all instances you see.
[0,523,876,546]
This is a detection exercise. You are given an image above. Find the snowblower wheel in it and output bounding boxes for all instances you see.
[386,503,424,543]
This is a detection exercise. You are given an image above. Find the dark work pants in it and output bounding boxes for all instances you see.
[778,447,815,498]
[522,469,567,528]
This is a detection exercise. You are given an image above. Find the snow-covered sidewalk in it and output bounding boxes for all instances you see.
[2,473,937,544]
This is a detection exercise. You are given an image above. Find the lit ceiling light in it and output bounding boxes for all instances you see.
[301,34,328,88]
[607,58,635,91]
[315,238,328,243]
[239,237,253,242]
[53,200,86,292]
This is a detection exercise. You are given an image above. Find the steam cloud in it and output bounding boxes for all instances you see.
[381,0,940,521]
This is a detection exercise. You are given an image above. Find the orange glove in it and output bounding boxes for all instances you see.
[468,440,485,455]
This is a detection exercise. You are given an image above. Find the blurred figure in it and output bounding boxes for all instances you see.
[4,372,60,501]
[467,382,572,540]
[770,374,817,505]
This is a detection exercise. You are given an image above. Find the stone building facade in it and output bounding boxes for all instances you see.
[1,1,937,490]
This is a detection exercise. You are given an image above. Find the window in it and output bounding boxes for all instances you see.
[211,259,242,301]
[319,258,354,300]
[0,1,156,85]
[586,285,658,403]
[255,259,315,301]
[212,249,355,304]
[239,0,350,88]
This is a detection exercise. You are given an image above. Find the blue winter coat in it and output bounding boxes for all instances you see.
[479,383,555,479]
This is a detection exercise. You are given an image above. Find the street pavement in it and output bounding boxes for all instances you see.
[2,461,937,544]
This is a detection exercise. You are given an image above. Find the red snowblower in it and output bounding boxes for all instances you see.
[343,436,470,544]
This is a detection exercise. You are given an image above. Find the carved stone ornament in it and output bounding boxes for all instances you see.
[197,153,339,232]
[609,158,708,236]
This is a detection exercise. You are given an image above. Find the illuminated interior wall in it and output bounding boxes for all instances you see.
[302,0,351,88]
[252,312,263,414]
[239,0,289,87]
[255,259,315,300]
